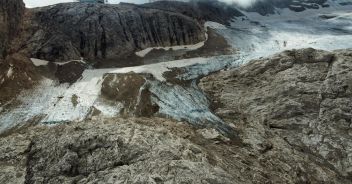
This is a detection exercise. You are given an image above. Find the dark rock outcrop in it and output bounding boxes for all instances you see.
[0,0,25,58]
[0,0,38,104]
[0,54,38,104]
[55,61,86,84]
[22,3,206,62]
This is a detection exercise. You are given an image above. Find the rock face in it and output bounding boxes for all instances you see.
[0,0,38,104]
[0,0,25,58]
[22,3,206,62]
[0,54,38,104]
[200,48,352,183]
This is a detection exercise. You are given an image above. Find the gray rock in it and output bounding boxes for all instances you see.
[0,118,236,184]
[22,3,206,62]
[199,48,352,183]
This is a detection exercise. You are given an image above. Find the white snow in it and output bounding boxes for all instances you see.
[135,42,205,57]
[109,57,217,81]
[31,58,87,66]
[6,67,13,78]
[219,3,352,61]
[135,21,225,57]
[93,101,122,117]
[0,54,237,132]
[55,58,86,65]
[205,21,227,30]
[31,58,49,66]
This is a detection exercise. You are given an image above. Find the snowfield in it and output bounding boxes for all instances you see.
[1,3,352,133]
[223,4,352,60]
[0,55,239,133]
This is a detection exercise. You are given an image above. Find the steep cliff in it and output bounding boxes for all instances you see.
[22,3,206,62]
[0,0,25,58]
[0,0,38,104]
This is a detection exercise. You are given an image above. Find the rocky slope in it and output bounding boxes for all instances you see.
[0,117,236,184]
[1,48,351,183]
[200,48,352,183]
[21,3,206,62]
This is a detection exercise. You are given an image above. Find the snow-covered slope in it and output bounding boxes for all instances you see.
[223,1,352,60]
[0,54,240,134]
[242,0,352,15]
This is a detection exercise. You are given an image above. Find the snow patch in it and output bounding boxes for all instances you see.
[6,67,13,78]
[205,21,227,30]
[31,58,49,66]
[135,21,225,57]
[55,58,86,65]
[93,101,122,117]
[0,55,236,133]
[135,41,205,57]
[109,57,218,81]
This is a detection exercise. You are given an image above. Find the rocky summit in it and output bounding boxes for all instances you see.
[1,0,352,183]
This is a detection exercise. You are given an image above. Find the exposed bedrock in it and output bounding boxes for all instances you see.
[200,48,352,183]
[0,118,236,184]
[0,0,25,58]
[21,3,206,62]
[0,0,39,104]
[101,73,159,116]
